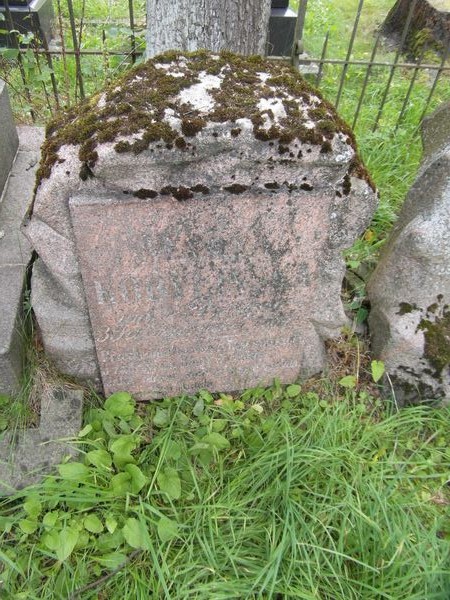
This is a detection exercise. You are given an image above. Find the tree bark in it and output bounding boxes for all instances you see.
[383,0,450,53]
[146,0,272,58]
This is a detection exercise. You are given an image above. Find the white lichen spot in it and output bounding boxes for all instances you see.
[177,71,222,113]
[235,117,254,132]
[97,93,107,109]
[257,97,287,123]
[257,72,270,83]
[154,62,185,78]
[162,108,182,131]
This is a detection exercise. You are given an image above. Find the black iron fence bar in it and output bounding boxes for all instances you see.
[292,0,308,70]
[315,30,329,87]
[419,37,450,123]
[296,57,450,71]
[335,0,364,109]
[352,30,381,129]
[16,48,145,56]
[14,49,449,72]
[66,0,85,100]
[3,0,35,121]
[372,0,418,132]
[56,0,71,103]
[128,0,136,64]
[395,43,427,132]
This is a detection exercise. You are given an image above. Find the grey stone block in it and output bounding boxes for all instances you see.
[0,80,19,196]
[0,125,44,395]
[368,102,450,405]
[0,387,83,495]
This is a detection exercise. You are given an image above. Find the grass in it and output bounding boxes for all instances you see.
[0,384,448,598]
[0,4,449,596]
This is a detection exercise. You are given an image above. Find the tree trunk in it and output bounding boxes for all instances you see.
[383,0,450,53]
[146,0,272,58]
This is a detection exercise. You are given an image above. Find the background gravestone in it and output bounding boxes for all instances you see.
[368,102,450,405]
[25,51,377,399]
[0,80,44,395]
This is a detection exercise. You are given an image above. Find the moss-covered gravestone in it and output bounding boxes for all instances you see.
[368,102,450,405]
[24,51,377,399]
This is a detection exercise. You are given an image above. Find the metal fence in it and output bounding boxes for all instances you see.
[294,0,450,133]
[0,0,449,131]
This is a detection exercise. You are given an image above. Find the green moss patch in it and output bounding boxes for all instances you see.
[36,50,373,193]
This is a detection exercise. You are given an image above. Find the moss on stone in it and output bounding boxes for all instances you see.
[417,301,450,379]
[35,49,373,194]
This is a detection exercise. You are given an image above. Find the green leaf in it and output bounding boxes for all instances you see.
[157,467,181,500]
[23,499,42,519]
[124,464,148,494]
[371,360,385,383]
[0,48,19,60]
[193,398,204,417]
[105,391,135,418]
[94,552,127,570]
[164,439,181,460]
[42,530,59,551]
[83,514,103,534]
[286,384,301,397]
[43,511,59,529]
[78,424,93,438]
[201,432,230,451]
[198,389,214,403]
[110,472,132,496]
[153,408,170,428]
[105,515,118,534]
[122,518,147,549]
[18,519,38,535]
[86,449,112,470]
[110,435,138,468]
[211,419,227,432]
[58,462,90,482]
[339,375,357,389]
[55,527,79,562]
[157,517,179,543]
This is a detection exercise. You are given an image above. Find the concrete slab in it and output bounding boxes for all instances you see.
[0,387,83,495]
[0,81,19,196]
[0,125,44,395]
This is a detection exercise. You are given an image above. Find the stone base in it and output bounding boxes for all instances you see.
[0,387,83,495]
[0,125,44,396]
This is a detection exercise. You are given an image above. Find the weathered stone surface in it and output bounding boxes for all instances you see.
[0,126,44,395]
[367,103,450,405]
[0,80,19,196]
[24,51,377,398]
[0,387,83,495]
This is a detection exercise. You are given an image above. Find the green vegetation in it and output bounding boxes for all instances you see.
[0,385,449,598]
[0,4,449,596]
[290,0,450,265]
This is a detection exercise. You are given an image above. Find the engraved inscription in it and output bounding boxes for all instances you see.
[70,191,336,398]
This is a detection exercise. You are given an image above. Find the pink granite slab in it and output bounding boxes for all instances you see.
[70,190,338,398]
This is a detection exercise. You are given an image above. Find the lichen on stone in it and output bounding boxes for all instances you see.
[35,50,374,194]
[417,298,450,379]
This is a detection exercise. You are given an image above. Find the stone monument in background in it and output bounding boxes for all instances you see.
[24,51,377,399]
[368,102,450,405]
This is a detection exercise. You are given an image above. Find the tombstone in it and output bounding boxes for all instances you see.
[0,80,44,395]
[0,0,55,47]
[24,51,377,399]
[367,102,450,405]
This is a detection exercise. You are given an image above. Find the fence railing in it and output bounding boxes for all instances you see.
[0,0,449,133]
[293,0,450,133]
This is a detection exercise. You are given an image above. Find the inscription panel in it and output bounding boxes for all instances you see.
[70,192,334,398]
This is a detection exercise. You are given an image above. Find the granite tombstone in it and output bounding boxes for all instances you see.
[25,51,377,399]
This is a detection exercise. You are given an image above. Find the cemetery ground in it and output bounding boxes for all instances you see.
[0,2,449,598]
